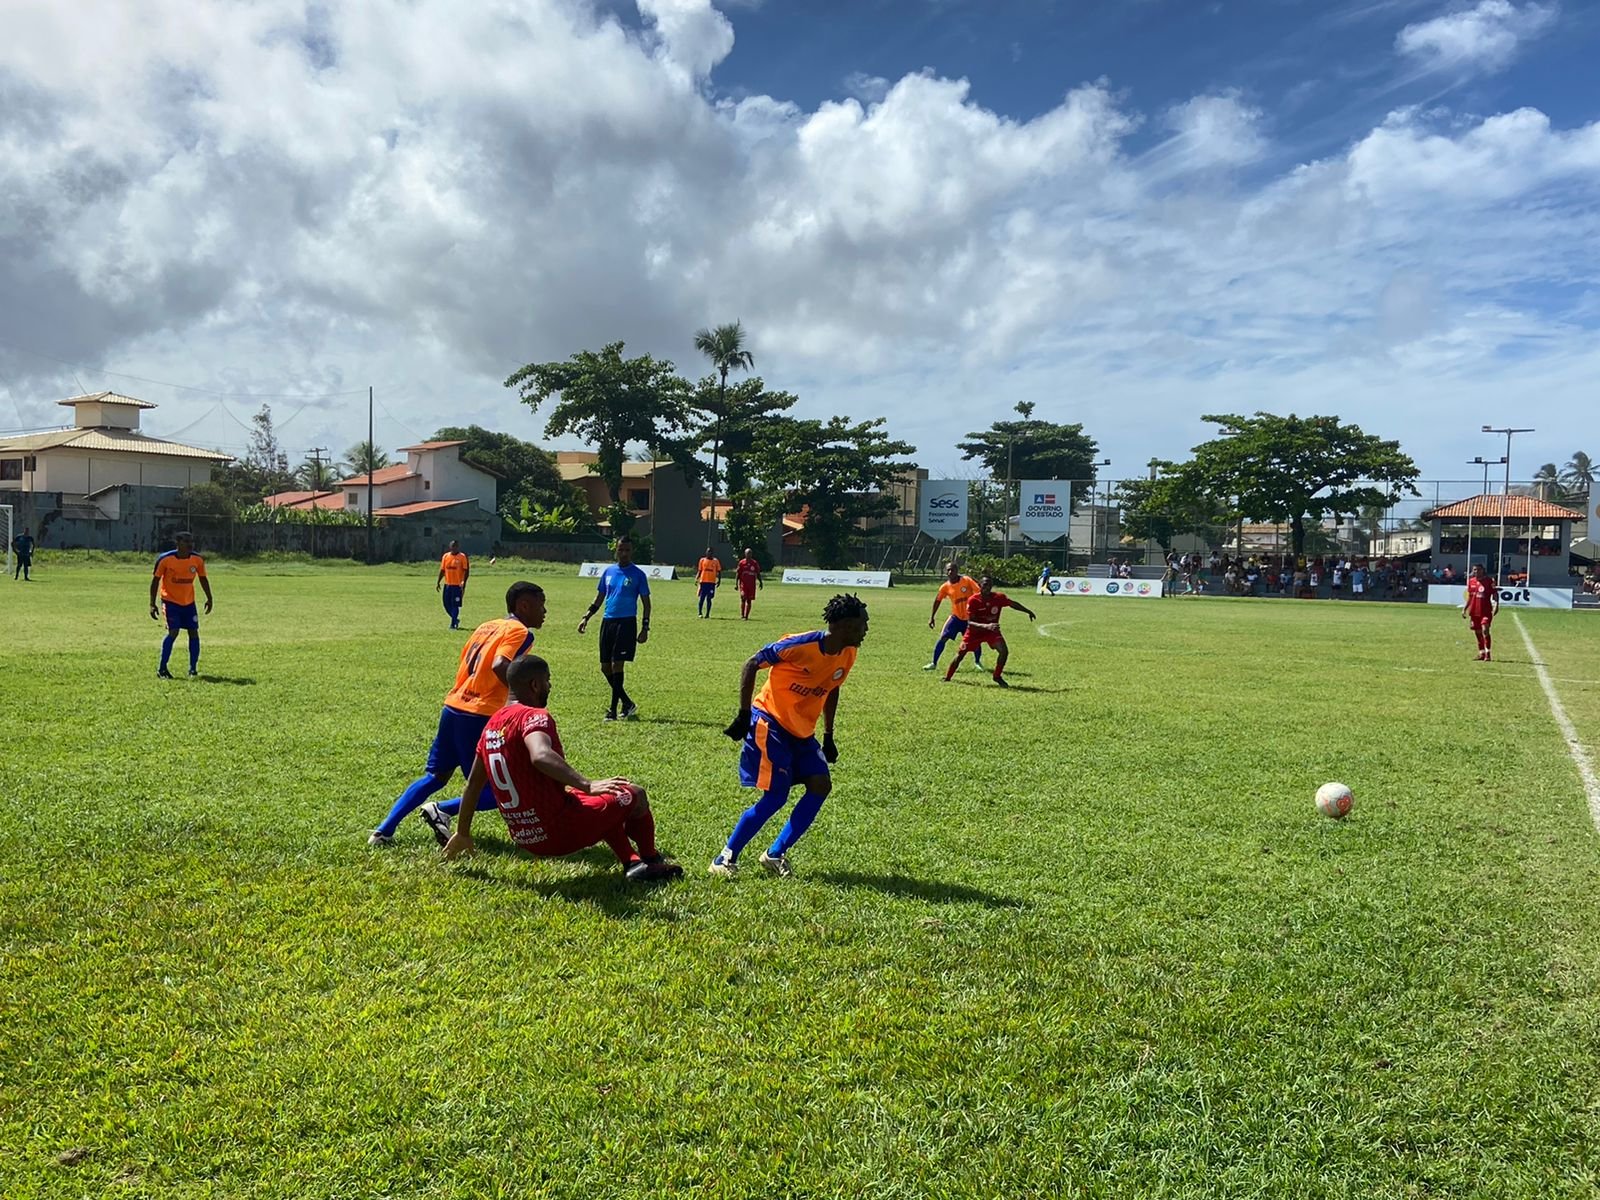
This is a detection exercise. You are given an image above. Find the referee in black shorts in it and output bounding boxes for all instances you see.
[577,536,652,721]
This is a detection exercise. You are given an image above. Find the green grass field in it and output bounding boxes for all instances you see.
[4,558,1599,1198]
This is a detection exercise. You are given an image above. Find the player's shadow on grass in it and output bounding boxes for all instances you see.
[813,870,1023,910]
[456,847,679,919]
[635,716,725,729]
[195,675,257,686]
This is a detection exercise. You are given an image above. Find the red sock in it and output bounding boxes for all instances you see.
[625,808,658,859]
[1483,631,1491,653]
[993,667,1003,680]
[944,661,957,681]
[1475,630,1485,651]
[601,827,638,866]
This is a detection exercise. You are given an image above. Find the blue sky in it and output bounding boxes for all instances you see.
[1,0,1597,485]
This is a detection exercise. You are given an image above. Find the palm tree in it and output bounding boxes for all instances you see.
[693,321,755,541]
[1533,462,1560,502]
[1561,451,1595,505]
[295,455,347,492]
[345,440,391,477]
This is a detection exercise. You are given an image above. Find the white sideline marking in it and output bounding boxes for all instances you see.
[1513,614,1600,833]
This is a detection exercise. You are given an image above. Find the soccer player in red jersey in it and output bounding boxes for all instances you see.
[925,561,984,671]
[1461,564,1500,661]
[943,575,1036,687]
[735,546,764,620]
[709,593,869,878]
[442,656,683,882]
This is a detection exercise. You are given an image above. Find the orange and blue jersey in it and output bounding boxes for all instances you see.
[440,551,469,586]
[443,617,536,716]
[936,576,981,620]
[153,551,206,606]
[751,630,856,739]
[698,556,722,584]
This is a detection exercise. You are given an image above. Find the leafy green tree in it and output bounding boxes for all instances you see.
[214,404,296,505]
[690,375,797,558]
[505,342,697,538]
[503,498,583,535]
[1161,413,1420,555]
[430,424,589,528]
[957,402,1102,514]
[748,416,917,568]
[345,440,391,476]
[693,321,755,539]
[1115,471,1232,553]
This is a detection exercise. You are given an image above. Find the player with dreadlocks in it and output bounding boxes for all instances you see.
[709,594,870,878]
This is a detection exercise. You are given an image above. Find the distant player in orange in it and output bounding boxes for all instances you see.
[709,593,869,878]
[924,561,984,671]
[149,531,214,679]
[1462,563,1500,661]
[436,539,470,629]
[696,547,723,618]
[442,655,683,883]
[942,575,1036,687]
[369,581,545,846]
[735,547,764,620]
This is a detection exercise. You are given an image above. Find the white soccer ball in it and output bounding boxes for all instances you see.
[1315,782,1354,819]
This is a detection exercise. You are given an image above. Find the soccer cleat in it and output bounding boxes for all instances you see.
[621,703,639,721]
[922,662,937,670]
[367,831,395,847]
[626,857,684,883]
[758,850,794,877]
[1483,652,1491,662]
[708,850,739,878]
[157,667,174,679]
[188,669,198,677]
[994,675,1010,688]
[603,711,618,722]
[417,802,453,847]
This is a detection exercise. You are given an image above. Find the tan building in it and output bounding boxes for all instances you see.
[0,393,231,498]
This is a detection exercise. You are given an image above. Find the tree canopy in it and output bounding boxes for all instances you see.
[957,402,1102,489]
[749,416,917,568]
[505,342,698,535]
[1161,412,1420,554]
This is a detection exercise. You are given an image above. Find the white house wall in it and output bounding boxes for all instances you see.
[421,451,496,513]
[30,451,210,494]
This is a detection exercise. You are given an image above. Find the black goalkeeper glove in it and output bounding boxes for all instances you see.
[723,708,753,741]
[823,737,839,764]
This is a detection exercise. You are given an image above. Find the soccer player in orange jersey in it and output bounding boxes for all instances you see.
[436,539,470,629]
[1462,563,1500,661]
[942,575,1036,687]
[442,655,683,883]
[149,532,214,678]
[924,561,984,671]
[709,593,869,878]
[696,547,722,618]
[735,547,763,620]
[369,581,544,846]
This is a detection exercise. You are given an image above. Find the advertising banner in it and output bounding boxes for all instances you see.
[1018,481,1070,541]
[1039,577,1163,598]
[579,562,676,580]
[1427,584,1572,610]
[782,569,892,589]
[919,480,969,541]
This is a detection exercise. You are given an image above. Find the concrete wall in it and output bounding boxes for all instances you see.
[421,449,497,513]
[13,451,214,494]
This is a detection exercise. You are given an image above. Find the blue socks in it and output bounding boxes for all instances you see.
[189,635,200,673]
[159,632,199,673]
[769,791,826,857]
[160,632,178,672]
[435,794,496,817]
[377,773,446,838]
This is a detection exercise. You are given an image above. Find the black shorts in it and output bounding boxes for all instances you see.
[599,617,638,664]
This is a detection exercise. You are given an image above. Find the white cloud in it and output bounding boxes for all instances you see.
[0,0,1596,480]
[1396,1,1556,72]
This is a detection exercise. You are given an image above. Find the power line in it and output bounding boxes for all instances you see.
[0,336,370,400]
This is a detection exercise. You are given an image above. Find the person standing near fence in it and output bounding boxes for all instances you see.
[12,527,35,581]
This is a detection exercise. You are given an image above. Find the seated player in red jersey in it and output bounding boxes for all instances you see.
[442,655,682,882]
[942,575,1036,687]
[1461,563,1500,662]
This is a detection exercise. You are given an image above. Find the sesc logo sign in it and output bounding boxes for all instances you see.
[919,480,970,542]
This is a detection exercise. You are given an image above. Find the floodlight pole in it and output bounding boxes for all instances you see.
[1093,459,1111,565]
[366,386,375,564]
[1482,426,1532,584]
[1468,456,1504,574]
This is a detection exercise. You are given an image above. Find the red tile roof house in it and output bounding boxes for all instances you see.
[267,440,502,556]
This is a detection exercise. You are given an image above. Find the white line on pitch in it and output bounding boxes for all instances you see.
[1513,614,1600,833]
[1036,621,1071,639]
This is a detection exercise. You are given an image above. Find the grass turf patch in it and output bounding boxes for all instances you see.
[3,562,1599,1197]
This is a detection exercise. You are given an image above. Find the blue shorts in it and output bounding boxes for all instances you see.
[163,601,199,631]
[699,581,717,599]
[739,710,828,792]
[940,615,969,641]
[424,705,491,781]
[442,584,463,606]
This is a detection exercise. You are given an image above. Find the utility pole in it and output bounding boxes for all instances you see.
[366,386,375,564]
[307,447,329,490]
[1482,426,1532,583]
